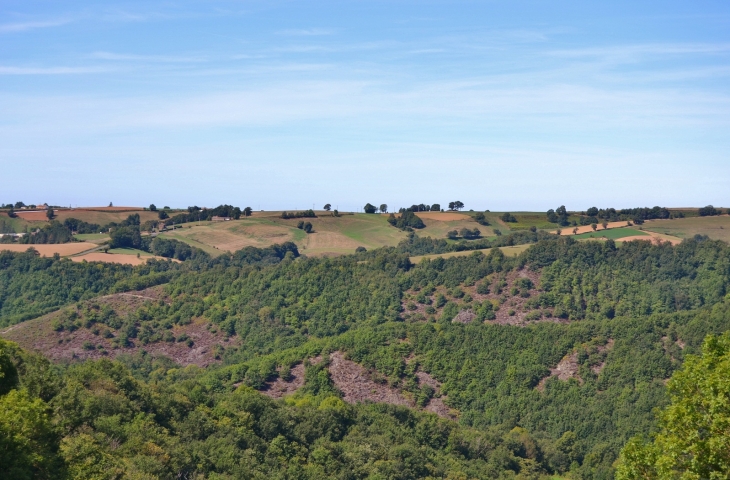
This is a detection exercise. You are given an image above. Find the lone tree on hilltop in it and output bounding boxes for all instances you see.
[363,203,377,214]
[449,201,464,211]
[109,202,113,207]
[431,203,440,212]
[555,205,570,226]
[323,204,331,211]
[379,204,388,213]
[149,204,157,211]
[243,207,252,216]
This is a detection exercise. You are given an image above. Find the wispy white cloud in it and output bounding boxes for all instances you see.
[0,19,70,33]
[89,51,206,63]
[0,66,113,75]
[275,28,335,36]
[548,43,730,59]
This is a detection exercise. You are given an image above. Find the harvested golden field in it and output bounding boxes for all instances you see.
[0,242,96,256]
[617,232,681,245]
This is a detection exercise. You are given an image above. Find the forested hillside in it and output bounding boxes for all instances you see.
[1,234,729,478]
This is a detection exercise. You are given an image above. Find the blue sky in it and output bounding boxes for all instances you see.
[1,1,729,211]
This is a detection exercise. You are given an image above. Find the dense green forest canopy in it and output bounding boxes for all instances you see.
[1,234,730,478]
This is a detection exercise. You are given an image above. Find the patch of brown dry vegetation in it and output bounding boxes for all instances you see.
[329,351,413,407]
[1,286,236,368]
[327,352,455,419]
[402,268,566,326]
[260,364,306,398]
[537,339,614,391]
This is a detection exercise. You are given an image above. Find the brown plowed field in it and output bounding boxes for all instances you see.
[0,242,96,256]
[15,210,52,221]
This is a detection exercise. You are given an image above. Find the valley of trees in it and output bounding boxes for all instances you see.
[1,227,730,478]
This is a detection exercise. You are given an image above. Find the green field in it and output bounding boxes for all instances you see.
[643,215,730,242]
[0,213,31,233]
[74,233,111,244]
[159,213,409,257]
[486,212,581,231]
[573,227,648,240]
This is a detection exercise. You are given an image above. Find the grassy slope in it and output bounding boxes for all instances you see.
[0,213,32,232]
[159,214,409,256]
[643,215,730,242]
[572,227,648,240]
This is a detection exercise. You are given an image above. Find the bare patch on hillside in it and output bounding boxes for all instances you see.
[329,351,413,407]
[537,352,582,391]
[402,267,567,326]
[416,371,455,418]
[1,286,237,367]
[260,364,306,398]
[452,310,476,324]
[327,352,455,419]
[537,339,614,391]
